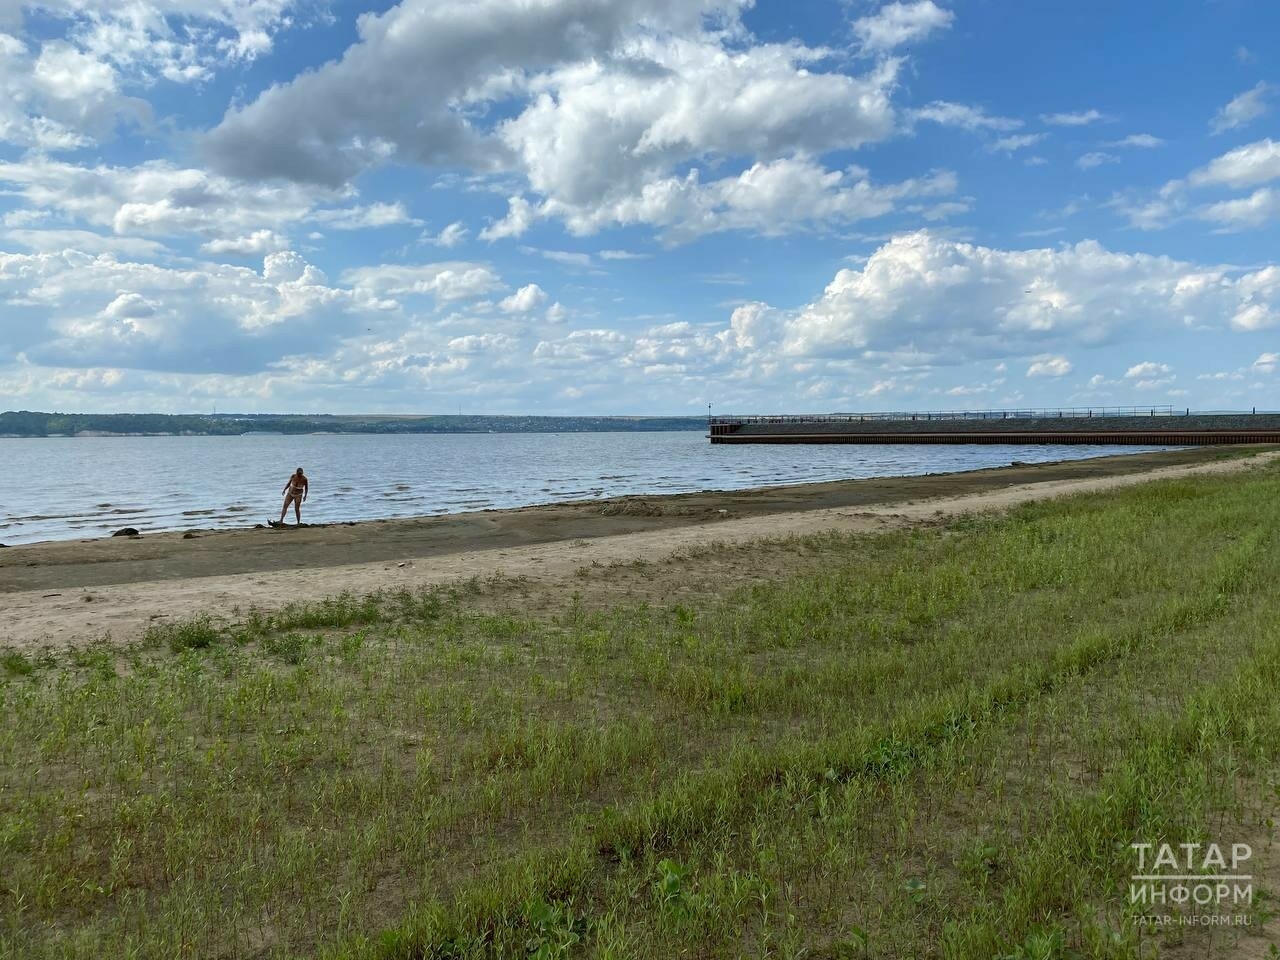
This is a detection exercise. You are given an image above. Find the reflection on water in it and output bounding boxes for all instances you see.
[0,432,1175,546]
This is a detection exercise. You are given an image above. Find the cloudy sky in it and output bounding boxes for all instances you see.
[1,0,1278,415]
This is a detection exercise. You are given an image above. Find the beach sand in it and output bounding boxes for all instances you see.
[3,445,1275,649]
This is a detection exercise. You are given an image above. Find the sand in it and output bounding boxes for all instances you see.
[3,445,1275,650]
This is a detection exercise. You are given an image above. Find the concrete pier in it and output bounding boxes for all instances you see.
[708,408,1280,445]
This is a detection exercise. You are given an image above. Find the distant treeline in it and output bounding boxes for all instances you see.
[0,410,709,437]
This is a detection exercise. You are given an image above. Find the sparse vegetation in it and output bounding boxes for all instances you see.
[3,469,1279,957]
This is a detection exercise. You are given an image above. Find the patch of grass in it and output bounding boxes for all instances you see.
[142,614,222,652]
[0,649,34,677]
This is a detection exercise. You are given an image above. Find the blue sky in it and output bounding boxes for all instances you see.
[0,0,1278,415]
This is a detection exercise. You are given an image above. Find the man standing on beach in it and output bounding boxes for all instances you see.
[278,467,308,526]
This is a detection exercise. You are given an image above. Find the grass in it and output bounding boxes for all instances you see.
[3,465,1280,958]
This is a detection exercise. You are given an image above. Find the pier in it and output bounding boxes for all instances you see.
[708,406,1280,445]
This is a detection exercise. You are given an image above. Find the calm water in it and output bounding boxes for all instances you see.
[0,432,1173,546]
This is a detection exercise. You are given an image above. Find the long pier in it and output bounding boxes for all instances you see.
[708,407,1280,445]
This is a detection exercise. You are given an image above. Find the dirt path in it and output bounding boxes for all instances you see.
[4,448,1276,650]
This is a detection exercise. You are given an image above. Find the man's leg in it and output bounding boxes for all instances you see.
[293,497,302,524]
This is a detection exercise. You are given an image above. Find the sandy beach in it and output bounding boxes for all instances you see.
[2,444,1274,650]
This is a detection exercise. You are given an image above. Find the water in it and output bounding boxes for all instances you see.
[0,432,1173,546]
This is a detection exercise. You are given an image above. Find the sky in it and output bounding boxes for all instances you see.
[0,0,1278,415]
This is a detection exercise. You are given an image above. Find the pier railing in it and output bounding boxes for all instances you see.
[710,405,1179,425]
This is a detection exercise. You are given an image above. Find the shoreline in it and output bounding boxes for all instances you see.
[2,444,1275,650]
[0,444,1235,581]
[0,445,1264,585]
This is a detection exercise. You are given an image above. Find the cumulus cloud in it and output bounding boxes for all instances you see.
[0,157,440,250]
[551,158,957,243]
[1112,139,1280,231]
[0,33,150,150]
[202,0,755,185]
[713,231,1280,367]
[0,247,376,373]
[499,283,548,313]
[1124,361,1171,379]
[200,230,288,256]
[1211,82,1271,135]
[852,1,954,51]
[15,2,314,106]
[1188,139,1280,189]
[480,196,537,242]
[496,42,903,238]
[425,221,468,248]
[196,0,937,243]
[1198,188,1280,231]
[341,261,504,303]
[1026,355,1072,378]
[0,158,322,238]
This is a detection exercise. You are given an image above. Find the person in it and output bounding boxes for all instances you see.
[277,467,309,526]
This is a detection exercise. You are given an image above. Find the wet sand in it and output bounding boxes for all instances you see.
[2,445,1274,649]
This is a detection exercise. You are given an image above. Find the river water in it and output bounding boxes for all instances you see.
[0,431,1172,545]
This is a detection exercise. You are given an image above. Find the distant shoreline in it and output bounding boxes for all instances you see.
[0,411,708,439]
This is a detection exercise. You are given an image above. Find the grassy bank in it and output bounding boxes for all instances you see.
[3,465,1279,958]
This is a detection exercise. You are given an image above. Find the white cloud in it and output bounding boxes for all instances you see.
[312,202,420,231]
[198,0,929,244]
[0,33,149,150]
[991,133,1045,153]
[1076,152,1119,170]
[1108,133,1164,148]
[0,246,373,373]
[1198,188,1280,231]
[1211,82,1271,135]
[494,156,957,244]
[200,230,288,256]
[499,282,548,313]
[497,41,902,238]
[2,228,166,258]
[0,157,337,240]
[853,1,954,52]
[1124,361,1171,379]
[909,100,1021,132]
[17,0,307,77]
[1253,352,1280,373]
[533,328,630,365]
[1041,109,1107,126]
[598,249,650,261]
[341,261,504,304]
[1111,139,1280,231]
[1026,355,1072,378]
[718,231,1280,367]
[425,221,468,248]
[1188,139,1280,189]
[202,0,758,185]
[481,196,537,242]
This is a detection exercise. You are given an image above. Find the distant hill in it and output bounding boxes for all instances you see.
[0,411,708,438]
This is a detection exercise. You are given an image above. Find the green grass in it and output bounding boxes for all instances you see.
[3,465,1280,958]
